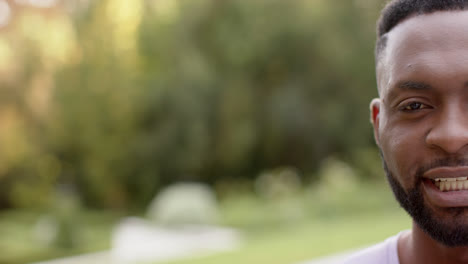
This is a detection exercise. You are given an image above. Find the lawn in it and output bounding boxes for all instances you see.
[0,181,410,264]
[159,212,410,264]
[0,209,121,264]
[158,181,411,264]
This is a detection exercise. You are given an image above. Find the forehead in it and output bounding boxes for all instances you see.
[379,10,468,97]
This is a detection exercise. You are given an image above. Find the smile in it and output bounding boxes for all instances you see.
[434,177,468,191]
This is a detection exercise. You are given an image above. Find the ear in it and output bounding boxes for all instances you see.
[370,98,381,146]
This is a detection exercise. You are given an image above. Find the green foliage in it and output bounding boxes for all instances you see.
[147,183,219,226]
[0,0,387,209]
[0,209,120,264]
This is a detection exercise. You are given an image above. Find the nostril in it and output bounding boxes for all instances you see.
[425,131,468,154]
[424,112,468,154]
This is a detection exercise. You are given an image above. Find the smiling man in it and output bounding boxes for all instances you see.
[344,1,468,264]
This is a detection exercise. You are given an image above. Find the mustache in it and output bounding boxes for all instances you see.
[413,157,468,186]
[416,158,468,177]
[378,148,468,185]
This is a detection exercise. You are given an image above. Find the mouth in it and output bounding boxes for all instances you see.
[422,166,468,207]
[424,166,468,192]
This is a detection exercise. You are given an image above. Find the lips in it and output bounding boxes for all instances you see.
[422,166,468,207]
[424,166,468,179]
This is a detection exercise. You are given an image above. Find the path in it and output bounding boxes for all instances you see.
[33,217,241,264]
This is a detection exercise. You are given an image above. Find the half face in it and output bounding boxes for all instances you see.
[373,10,468,246]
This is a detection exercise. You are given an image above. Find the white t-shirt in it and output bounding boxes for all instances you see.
[343,232,405,264]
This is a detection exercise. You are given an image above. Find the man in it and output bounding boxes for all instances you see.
[345,0,468,263]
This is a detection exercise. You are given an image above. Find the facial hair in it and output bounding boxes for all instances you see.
[381,152,468,247]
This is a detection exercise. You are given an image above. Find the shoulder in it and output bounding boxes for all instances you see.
[343,232,404,264]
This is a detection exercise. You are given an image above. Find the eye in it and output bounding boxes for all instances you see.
[401,101,430,111]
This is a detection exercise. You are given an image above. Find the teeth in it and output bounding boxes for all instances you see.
[440,181,446,191]
[435,177,468,192]
[443,181,449,191]
[447,181,453,191]
[452,181,457,190]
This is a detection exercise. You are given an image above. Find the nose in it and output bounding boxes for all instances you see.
[426,107,468,154]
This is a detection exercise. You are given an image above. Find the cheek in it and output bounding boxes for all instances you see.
[379,122,423,186]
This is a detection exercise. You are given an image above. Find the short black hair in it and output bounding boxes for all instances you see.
[375,0,468,62]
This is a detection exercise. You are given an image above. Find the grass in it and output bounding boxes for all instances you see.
[159,212,410,264]
[157,181,411,264]
[0,209,121,264]
[0,180,411,264]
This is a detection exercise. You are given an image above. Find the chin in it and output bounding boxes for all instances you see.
[384,159,468,247]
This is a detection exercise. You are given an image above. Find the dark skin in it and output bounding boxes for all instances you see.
[372,11,468,264]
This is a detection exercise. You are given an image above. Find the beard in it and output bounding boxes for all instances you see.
[381,151,468,247]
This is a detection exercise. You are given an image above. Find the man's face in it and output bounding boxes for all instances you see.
[373,10,468,247]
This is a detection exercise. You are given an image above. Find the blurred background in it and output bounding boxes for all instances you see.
[0,0,411,263]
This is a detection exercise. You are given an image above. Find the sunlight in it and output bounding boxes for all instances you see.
[106,0,143,53]
[0,0,11,27]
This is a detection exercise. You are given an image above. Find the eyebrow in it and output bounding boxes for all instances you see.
[386,81,433,103]
[396,81,432,91]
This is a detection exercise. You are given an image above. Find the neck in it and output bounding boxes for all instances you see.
[399,222,468,264]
